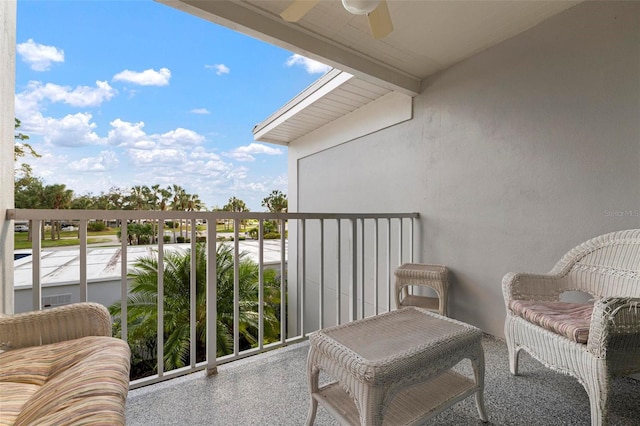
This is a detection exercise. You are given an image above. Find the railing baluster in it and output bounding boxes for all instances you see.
[300,219,306,336]
[190,218,197,368]
[399,218,403,265]
[387,218,391,312]
[206,218,217,375]
[319,219,324,329]
[31,220,41,310]
[258,218,264,350]
[350,218,357,322]
[279,219,286,343]
[79,219,87,302]
[233,219,240,356]
[373,219,379,315]
[410,217,415,263]
[336,219,341,325]
[360,218,365,319]
[157,219,165,377]
[120,220,128,342]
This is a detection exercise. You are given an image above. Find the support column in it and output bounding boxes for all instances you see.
[0,1,17,314]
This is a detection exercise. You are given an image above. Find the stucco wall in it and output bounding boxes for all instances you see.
[293,1,640,337]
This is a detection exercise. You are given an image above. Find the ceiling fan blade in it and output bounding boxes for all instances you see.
[281,0,320,22]
[367,0,393,39]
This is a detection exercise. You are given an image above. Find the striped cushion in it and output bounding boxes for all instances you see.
[509,300,593,344]
[0,383,39,425]
[0,336,130,426]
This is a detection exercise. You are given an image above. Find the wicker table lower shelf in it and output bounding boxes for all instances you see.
[314,371,478,425]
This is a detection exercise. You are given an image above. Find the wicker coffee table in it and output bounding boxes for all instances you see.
[306,307,487,425]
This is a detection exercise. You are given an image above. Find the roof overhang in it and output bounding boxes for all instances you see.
[253,69,395,145]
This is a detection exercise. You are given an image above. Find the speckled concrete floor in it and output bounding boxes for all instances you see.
[125,335,639,425]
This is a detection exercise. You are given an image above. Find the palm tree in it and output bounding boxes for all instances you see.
[158,187,171,211]
[127,185,147,217]
[109,243,281,377]
[43,184,73,240]
[186,193,203,212]
[170,184,187,240]
[223,196,249,230]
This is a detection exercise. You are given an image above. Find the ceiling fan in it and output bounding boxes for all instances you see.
[280,0,393,39]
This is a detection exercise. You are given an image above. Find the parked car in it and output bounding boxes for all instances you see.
[14,225,28,232]
[61,225,77,232]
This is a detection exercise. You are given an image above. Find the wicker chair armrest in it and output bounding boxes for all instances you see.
[587,297,640,358]
[502,272,564,305]
[0,302,112,351]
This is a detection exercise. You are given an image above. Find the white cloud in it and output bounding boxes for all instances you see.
[69,151,119,172]
[205,64,230,75]
[190,108,210,115]
[27,112,104,147]
[230,180,266,193]
[285,54,331,74]
[107,119,154,149]
[128,148,187,165]
[112,67,171,86]
[272,174,288,186]
[189,147,221,160]
[106,120,204,149]
[17,39,64,71]
[15,80,117,119]
[156,128,205,147]
[224,143,283,162]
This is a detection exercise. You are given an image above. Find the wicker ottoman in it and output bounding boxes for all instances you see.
[394,263,449,316]
[306,307,487,425]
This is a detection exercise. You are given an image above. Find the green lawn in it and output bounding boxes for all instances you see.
[14,221,260,249]
[14,230,116,250]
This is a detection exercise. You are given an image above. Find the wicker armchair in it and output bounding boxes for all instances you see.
[503,229,640,426]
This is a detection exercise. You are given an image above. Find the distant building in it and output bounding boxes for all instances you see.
[14,241,287,313]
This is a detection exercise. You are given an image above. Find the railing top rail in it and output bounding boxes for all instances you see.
[7,209,419,221]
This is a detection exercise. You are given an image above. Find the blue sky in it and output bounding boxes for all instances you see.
[15,0,330,210]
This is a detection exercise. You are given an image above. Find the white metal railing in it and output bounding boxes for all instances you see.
[7,209,419,388]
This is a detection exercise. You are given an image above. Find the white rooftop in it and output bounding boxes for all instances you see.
[14,241,288,289]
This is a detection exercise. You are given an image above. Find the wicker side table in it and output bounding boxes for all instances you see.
[394,263,449,316]
[306,307,487,425]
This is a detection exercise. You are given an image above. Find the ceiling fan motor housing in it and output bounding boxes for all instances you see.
[342,0,381,15]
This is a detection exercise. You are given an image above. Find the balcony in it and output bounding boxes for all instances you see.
[2,1,639,423]
[6,208,640,425]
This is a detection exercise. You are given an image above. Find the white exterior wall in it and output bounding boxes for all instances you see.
[13,279,131,315]
[0,1,16,314]
[289,1,640,337]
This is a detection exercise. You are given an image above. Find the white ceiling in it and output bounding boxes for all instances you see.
[158,0,582,95]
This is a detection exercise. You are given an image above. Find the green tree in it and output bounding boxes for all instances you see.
[71,193,96,209]
[261,190,288,233]
[109,243,281,377]
[186,193,203,212]
[127,185,148,213]
[14,118,41,222]
[118,223,154,245]
[223,196,249,230]
[170,184,188,240]
[14,118,39,162]
[261,190,288,213]
[42,184,73,240]
[15,174,44,241]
